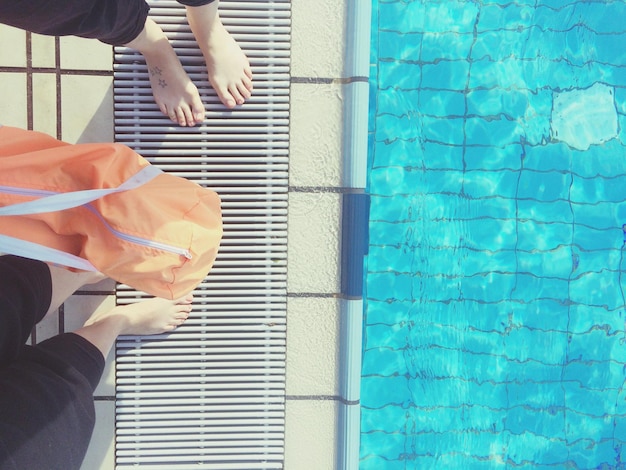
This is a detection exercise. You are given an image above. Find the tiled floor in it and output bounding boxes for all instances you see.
[0,0,348,467]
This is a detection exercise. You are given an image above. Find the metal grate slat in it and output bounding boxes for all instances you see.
[113,1,289,468]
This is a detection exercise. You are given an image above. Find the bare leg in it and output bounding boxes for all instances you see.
[186,2,253,109]
[75,294,193,359]
[46,265,106,318]
[125,18,206,127]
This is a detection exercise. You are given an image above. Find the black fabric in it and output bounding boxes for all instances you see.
[177,0,217,6]
[0,0,216,45]
[0,255,51,367]
[0,256,106,470]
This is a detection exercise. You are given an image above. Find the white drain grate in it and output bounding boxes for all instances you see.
[113,1,289,468]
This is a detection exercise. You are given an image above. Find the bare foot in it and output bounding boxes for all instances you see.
[85,294,193,335]
[126,19,205,127]
[202,19,253,109]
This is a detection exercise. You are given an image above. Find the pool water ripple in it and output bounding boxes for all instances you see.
[363,0,626,467]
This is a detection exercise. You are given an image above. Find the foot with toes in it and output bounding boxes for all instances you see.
[84,294,193,336]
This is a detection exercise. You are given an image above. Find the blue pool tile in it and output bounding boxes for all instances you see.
[521,142,572,173]
[573,201,625,231]
[420,32,473,62]
[376,88,420,119]
[371,139,424,169]
[359,455,414,470]
[516,199,574,224]
[421,60,471,91]
[612,416,626,443]
[567,303,625,336]
[573,224,621,251]
[377,30,420,64]
[361,375,413,409]
[466,88,530,118]
[571,174,626,204]
[613,78,626,114]
[505,433,569,466]
[463,169,521,199]
[420,115,466,145]
[562,383,620,426]
[377,1,426,34]
[418,89,465,117]
[364,300,418,327]
[421,1,478,35]
[375,113,421,145]
[465,195,518,221]
[464,116,524,148]
[462,218,519,251]
[472,29,530,62]
[422,142,465,170]
[515,219,574,251]
[534,0,571,8]
[583,28,626,65]
[367,244,416,274]
[579,1,626,34]
[468,58,528,90]
[377,59,420,91]
[517,169,571,201]
[564,358,625,391]
[516,246,573,279]
[508,298,572,332]
[571,140,626,178]
[464,144,523,171]
[504,406,566,441]
[477,3,536,33]
[598,61,626,87]
[508,272,570,302]
[618,115,626,147]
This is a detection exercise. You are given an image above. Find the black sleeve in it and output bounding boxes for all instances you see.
[0,0,150,45]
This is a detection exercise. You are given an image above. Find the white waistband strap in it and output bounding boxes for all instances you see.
[0,165,163,216]
[0,234,97,271]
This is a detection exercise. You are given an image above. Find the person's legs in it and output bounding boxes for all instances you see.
[0,255,104,366]
[1,0,251,124]
[0,255,51,366]
[74,294,193,359]
[0,0,148,45]
[0,295,193,470]
[126,0,254,124]
[185,1,253,109]
[45,264,106,317]
[124,17,206,127]
[0,0,204,127]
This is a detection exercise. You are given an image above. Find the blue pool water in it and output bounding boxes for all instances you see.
[361,0,626,468]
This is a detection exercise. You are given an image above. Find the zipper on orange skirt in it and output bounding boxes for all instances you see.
[0,185,193,260]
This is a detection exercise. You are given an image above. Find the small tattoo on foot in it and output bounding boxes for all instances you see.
[150,66,163,77]
[158,79,168,88]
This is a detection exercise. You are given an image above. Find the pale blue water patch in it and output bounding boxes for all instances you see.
[362,0,626,468]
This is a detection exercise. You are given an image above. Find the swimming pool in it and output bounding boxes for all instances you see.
[361,0,626,467]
